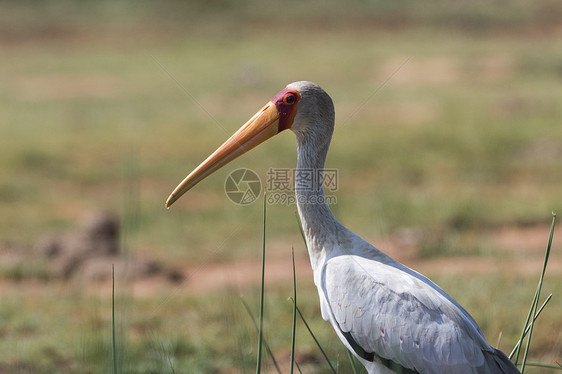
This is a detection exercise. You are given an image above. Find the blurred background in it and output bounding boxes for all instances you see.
[1,0,561,372]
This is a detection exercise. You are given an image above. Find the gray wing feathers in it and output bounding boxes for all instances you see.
[323,255,518,373]
[484,349,521,374]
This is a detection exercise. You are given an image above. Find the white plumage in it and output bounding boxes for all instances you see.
[166,81,520,374]
[313,230,511,373]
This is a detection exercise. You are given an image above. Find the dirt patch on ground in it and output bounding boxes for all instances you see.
[487,225,556,254]
[1,215,559,297]
[130,223,561,297]
[0,211,182,284]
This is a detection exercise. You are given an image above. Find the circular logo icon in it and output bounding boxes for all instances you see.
[225,168,261,205]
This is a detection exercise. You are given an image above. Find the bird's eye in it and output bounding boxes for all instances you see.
[284,94,296,104]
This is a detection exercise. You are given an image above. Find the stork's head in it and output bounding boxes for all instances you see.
[285,81,335,137]
[165,81,334,208]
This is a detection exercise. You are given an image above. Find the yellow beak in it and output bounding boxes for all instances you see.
[165,101,281,208]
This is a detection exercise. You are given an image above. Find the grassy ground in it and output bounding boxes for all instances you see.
[1,1,562,372]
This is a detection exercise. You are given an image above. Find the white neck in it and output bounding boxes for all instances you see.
[294,129,343,269]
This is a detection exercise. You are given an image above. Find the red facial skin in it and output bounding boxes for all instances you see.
[271,88,301,133]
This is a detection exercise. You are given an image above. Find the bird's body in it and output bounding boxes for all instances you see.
[166,81,519,373]
[300,209,515,373]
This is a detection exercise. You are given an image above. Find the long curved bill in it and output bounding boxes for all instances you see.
[165,102,281,208]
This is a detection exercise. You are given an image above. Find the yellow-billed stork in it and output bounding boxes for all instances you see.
[165,81,519,374]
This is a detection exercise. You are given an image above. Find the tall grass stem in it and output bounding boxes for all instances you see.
[256,194,267,374]
[112,264,118,374]
[347,349,361,374]
[290,247,297,374]
[508,293,552,359]
[292,301,337,374]
[240,299,282,374]
[512,213,556,370]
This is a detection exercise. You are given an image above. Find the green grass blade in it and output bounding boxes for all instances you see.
[112,264,118,374]
[513,213,556,369]
[508,293,552,359]
[347,349,361,374]
[240,298,282,374]
[295,212,308,251]
[520,297,539,373]
[520,213,556,372]
[167,356,176,374]
[290,247,297,374]
[256,193,268,374]
[291,300,337,374]
[337,356,340,373]
[513,300,534,364]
